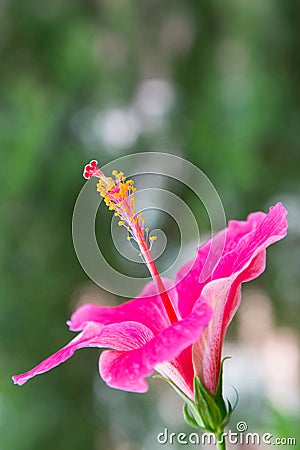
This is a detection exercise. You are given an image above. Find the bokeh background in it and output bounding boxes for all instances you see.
[0,1,299,449]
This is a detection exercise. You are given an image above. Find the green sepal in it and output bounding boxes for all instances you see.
[154,357,238,436]
[153,375,194,407]
[183,403,207,431]
[153,375,205,429]
[193,375,223,433]
[221,400,233,428]
[215,357,231,419]
[193,357,238,434]
[221,387,238,428]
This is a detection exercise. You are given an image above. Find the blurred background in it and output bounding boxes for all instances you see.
[0,0,299,449]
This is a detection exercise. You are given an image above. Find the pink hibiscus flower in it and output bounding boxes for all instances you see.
[12,201,288,403]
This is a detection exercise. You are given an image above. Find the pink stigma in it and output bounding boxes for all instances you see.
[83,160,100,179]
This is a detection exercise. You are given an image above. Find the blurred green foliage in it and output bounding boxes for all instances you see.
[0,0,299,449]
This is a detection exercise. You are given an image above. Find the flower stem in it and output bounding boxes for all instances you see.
[216,433,226,450]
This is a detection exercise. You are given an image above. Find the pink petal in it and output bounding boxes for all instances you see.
[192,203,288,394]
[175,239,212,319]
[12,321,154,386]
[156,346,195,400]
[212,202,288,279]
[99,300,212,394]
[68,279,178,334]
[12,280,191,391]
[12,300,211,392]
[176,202,288,318]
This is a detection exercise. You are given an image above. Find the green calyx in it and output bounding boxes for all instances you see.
[155,358,237,436]
[186,358,237,435]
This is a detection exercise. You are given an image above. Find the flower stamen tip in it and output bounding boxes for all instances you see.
[83,159,100,179]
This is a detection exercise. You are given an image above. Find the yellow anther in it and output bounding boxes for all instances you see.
[107,182,115,191]
[94,168,154,249]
